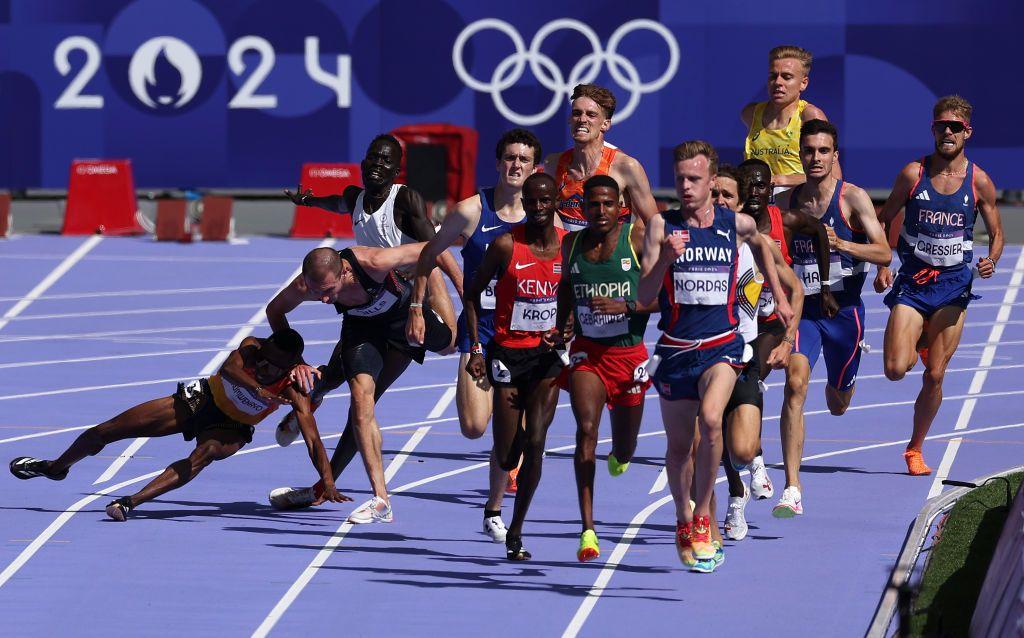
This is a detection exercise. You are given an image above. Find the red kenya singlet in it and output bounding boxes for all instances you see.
[493,226,568,348]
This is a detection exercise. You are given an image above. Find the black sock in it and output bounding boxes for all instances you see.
[484,509,501,519]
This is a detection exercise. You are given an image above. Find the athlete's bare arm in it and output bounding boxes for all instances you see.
[284,184,361,214]
[612,154,658,223]
[464,234,514,378]
[740,102,757,128]
[281,383,348,504]
[738,213,793,327]
[627,221,660,313]
[555,232,577,343]
[351,243,429,281]
[266,277,311,333]
[873,162,919,292]
[781,208,838,318]
[638,214,678,306]
[765,241,804,370]
[974,166,1004,277]
[543,152,561,177]
[396,186,464,297]
[220,337,291,405]
[830,184,892,267]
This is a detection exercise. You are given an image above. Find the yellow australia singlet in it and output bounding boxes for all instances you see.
[744,100,807,178]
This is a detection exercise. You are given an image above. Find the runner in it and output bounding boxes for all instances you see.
[405,128,542,542]
[773,120,891,517]
[265,244,453,523]
[464,173,566,560]
[544,83,658,229]
[8,330,348,520]
[712,163,741,212]
[637,140,791,572]
[742,46,838,189]
[554,175,656,562]
[873,95,1004,475]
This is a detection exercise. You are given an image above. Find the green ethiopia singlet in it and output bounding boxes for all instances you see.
[567,222,649,347]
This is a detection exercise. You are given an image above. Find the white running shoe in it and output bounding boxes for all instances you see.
[772,486,803,518]
[749,455,775,500]
[347,497,393,524]
[483,515,508,542]
[725,484,750,540]
[269,486,315,510]
[275,412,301,447]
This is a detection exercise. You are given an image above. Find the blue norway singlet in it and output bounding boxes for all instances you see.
[788,181,868,311]
[657,206,739,340]
[461,188,525,313]
[898,157,976,274]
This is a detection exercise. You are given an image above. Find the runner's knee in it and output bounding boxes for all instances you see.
[923,366,946,388]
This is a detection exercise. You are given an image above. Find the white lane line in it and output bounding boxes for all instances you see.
[7,303,260,322]
[649,467,667,494]
[0,253,297,264]
[427,386,457,419]
[562,420,1024,637]
[0,236,102,332]
[252,425,432,638]
[925,249,1024,498]
[0,316,340,344]
[0,283,279,303]
[0,424,95,445]
[93,240,336,485]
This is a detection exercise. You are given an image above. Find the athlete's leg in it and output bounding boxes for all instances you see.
[883,305,925,381]
[348,373,388,500]
[49,397,186,476]
[693,364,739,518]
[126,428,249,508]
[909,305,966,451]
[661,398,699,524]
[457,353,509,511]
[608,402,643,465]
[570,370,607,533]
[780,355,811,490]
[507,378,560,540]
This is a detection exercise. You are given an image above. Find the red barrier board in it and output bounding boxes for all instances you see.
[155,200,189,242]
[200,196,233,241]
[63,159,143,236]
[0,192,10,238]
[391,123,478,205]
[289,163,361,238]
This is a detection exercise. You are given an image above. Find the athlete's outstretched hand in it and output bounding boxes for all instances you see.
[819,288,840,319]
[314,484,352,505]
[541,327,565,349]
[405,311,426,347]
[589,297,626,315]
[466,352,487,379]
[289,364,321,394]
[766,340,793,370]
[874,266,894,293]
[284,184,313,206]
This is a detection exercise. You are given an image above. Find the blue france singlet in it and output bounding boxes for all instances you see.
[898,157,976,274]
[461,188,525,313]
[788,181,867,311]
[657,206,739,340]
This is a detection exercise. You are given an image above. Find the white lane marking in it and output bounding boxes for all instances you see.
[0,236,103,332]
[0,253,297,264]
[0,283,278,303]
[0,316,340,344]
[427,386,457,419]
[7,303,260,322]
[252,426,432,638]
[649,467,668,494]
[562,420,1024,637]
[93,240,336,485]
[0,424,94,445]
[926,249,1024,498]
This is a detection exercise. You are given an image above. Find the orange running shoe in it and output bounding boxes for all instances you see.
[506,468,519,495]
[903,449,932,476]
[675,521,696,567]
[690,515,716,560]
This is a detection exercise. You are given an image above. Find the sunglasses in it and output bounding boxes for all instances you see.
[932,120,968,134]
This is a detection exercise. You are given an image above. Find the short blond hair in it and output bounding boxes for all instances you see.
[769,45,812,72]
[673,140,718,176]
[933,95,973,123]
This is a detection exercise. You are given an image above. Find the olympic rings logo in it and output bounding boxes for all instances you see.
[452,18,679,126]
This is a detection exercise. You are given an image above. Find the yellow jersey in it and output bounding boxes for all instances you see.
[744,100,806,178]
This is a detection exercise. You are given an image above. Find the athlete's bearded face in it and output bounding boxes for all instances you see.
[738,167,771,215]
[767,58,808,106]
[569,97,610,144]
[496,143,537,189]
[932,110,972,159]
[361,140,401,189]
[712,175,740,212]
[584,185,620,232]
[521,179,556,227]
[800,133,837,180]
[674,155,714,213]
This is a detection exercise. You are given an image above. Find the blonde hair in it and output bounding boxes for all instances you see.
[933,95,973,123]
[673,140,719,176]
[769,45,812,72]
[570,84,617,119]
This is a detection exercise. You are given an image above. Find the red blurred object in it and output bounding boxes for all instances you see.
[289,163,361,238]
[200,196,233,241]
[63,159,143,235]
[0,192,10,238]
[391,124,478,208]
[155,200,189,242]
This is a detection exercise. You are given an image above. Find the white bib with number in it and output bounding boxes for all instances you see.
[912,231,967,267]
[347,289,399,317]
[576,303,628,338]
[510,299,557,332]
[673,270,731,305]
[481,278,498,310]
[793,254,844,295]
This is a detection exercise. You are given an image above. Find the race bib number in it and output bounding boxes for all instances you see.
[481,278,498,310]
[914,232,965,267]
[510,298,557,332]
[346,289,399,317]
[757,287,776,317]
[576,303,628,339]
[793,254,844,295]
[673,269,730,305]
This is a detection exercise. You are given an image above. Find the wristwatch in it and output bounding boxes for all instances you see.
[624,300,637,315]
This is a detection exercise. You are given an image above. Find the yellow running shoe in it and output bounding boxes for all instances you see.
[607,453,630,477]
[577,529,600,562]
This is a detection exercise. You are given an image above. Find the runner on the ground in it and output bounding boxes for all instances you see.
[554,174,657,562]
[638,140,790,572]
[405,128,542,542]
[464,173,566,560]
[772,120,891,518]
[873,95,1004,475]
[264,244,453,523]
[9,330,347,520]
[544,84,658,229]
[741,46,839,189]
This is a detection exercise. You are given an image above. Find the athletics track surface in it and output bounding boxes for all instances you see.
[0,235,1020,637]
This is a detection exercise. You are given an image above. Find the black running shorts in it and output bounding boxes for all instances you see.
[486,343,563,388]
[341,303,451,380]
[174,379,255,443]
